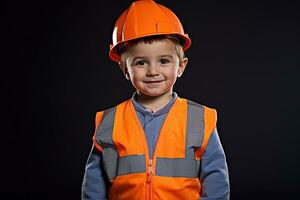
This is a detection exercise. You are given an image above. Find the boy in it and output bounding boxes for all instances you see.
[82,0,229,199]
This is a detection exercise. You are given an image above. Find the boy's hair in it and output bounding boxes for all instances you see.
[119,34,186,65]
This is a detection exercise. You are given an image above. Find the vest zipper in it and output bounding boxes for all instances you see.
[147,110,172,200]
[147,159,153,182]
[147,159,153,200]
[129,99,177,200]
[129,101,153,200]
[147,99,175,200]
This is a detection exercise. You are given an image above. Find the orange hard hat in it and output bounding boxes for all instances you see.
[109,0,192,62]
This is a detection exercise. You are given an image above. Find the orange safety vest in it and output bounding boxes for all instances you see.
[93,97,217,200]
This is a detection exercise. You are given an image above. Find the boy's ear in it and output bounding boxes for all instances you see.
[177,57,188,78]
[118,62,130,80]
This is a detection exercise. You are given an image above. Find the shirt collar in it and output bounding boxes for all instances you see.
[131,91,178,117]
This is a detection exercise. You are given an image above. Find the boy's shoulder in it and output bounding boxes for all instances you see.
[184,98,218,122]
[184,97,216,111]
[185,98,206,107]
[93,100,124,129]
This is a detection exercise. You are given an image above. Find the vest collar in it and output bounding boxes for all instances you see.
[131,91,178,117]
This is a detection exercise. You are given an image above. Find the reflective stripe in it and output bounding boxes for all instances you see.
[156,158,200,178]
[95,107,118,180]
[117,154,146,176]
[96,107,147,178]
[155,100,205,178]
[96,99,207,179]
[186,100,205,160]
[187,100,204,175]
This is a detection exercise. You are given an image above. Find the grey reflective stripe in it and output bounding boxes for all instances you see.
[156,158,200,178]
[117,154,146,176]
[96,100,206,179]
[156,100,204,178]
[95,107,147,178]
[95,107,118,180]
[186,100,204,159]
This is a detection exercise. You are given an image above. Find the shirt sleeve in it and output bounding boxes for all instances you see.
[199,128,230,200]
[81,145,108,200]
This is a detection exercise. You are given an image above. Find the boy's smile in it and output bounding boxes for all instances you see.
[120,39,188,101]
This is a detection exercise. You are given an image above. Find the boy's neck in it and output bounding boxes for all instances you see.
[136,90,174,113]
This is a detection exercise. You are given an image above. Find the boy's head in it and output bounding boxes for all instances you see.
[108,0,191,98]
[118,34,188,98]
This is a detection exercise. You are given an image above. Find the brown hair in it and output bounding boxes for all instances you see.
[119,34,185,65]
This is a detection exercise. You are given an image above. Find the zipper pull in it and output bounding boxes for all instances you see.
[147,159,153,183]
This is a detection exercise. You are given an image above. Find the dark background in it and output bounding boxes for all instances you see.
[3,0,299,199]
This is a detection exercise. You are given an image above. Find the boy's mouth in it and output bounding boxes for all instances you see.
[144,80,164,83]
[144,81,164,84]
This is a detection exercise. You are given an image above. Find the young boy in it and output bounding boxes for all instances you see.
[82,0,229,199]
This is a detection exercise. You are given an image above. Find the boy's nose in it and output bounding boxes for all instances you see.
[146,64,159,76]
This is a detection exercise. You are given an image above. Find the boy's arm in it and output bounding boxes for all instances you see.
[199,128,230,200]
[81,145,108,200]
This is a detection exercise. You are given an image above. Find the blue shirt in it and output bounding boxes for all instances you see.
[82,92,230,200]
[131,91,178,158]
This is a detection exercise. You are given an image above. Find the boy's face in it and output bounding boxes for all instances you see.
[120,39,188,98]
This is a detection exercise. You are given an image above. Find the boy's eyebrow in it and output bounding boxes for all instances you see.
[132,57,148,62]
[132,55,174,62]
[159,55,174,59]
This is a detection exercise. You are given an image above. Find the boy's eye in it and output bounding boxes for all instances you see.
[160,58,170,64]
[135,60,147,66]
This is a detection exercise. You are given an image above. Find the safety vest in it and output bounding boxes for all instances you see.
[93,97,217,200]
